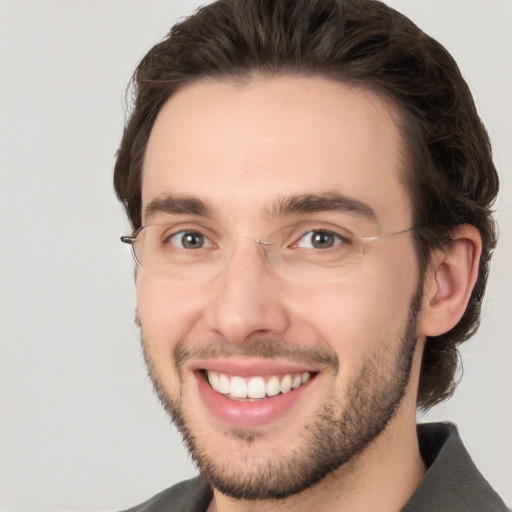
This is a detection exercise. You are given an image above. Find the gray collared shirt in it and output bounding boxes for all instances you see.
[122,422,508,511]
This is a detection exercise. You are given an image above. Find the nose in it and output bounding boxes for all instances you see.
[206,237,290,346]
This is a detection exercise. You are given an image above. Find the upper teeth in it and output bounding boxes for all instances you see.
[207,371,311,399]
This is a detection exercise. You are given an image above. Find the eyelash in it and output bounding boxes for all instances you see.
[166,230,214,249]
[295,229,345,248]
[164,227,350,250]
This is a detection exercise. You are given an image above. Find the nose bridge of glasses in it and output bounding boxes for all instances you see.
[215,235,275,272]
[231,235,273,245]
[226,234,272,245]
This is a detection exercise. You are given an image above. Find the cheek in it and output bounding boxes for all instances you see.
[136,277,203,361]
[136,278,212,395]
[288,256,419,367]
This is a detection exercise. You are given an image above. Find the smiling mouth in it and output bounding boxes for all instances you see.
[203,370,315,401]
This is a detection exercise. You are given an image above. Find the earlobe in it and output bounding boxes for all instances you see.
[418,225,482,337]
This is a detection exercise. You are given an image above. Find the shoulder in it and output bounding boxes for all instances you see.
[120,476,212,512]
[401,422,509,512]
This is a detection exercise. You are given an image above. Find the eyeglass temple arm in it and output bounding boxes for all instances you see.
[120,235,136,245]
[120,234,273,246]
[360,227,416,244]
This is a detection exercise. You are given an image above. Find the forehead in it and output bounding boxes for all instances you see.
[142,76,412,228]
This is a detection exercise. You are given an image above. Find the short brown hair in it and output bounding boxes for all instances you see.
[114,0,499,409]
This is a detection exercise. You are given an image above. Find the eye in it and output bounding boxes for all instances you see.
[295,230,345,250]
[168,230,212,249]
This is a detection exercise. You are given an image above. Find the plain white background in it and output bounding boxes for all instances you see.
[0,1,510,510]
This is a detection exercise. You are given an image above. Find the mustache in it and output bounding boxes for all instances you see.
[173,337,340,372]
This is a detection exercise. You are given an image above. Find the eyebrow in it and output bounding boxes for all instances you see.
[144,194,211,222]
[143,191,377,223]
[265,192,377,221]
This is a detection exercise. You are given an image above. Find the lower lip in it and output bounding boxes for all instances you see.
[195,372,315,428]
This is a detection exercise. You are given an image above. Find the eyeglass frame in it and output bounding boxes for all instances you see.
[120,223,418,281]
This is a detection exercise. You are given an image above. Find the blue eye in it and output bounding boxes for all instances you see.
[169,231,211,249]
[296,230,343,249]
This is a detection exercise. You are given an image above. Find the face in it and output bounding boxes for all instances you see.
[137,76,423,499]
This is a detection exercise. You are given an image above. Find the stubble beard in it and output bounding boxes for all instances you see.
[141,289,422,501]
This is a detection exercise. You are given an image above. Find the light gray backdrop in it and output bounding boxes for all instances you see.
[1,1,510,510]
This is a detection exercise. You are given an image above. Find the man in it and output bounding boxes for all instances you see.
[114,0,508,510]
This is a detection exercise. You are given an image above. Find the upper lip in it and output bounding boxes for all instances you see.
[188,357,321,377]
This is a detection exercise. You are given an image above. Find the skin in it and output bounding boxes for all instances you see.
[136,76,481,512]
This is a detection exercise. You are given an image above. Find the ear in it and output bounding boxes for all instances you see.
[418,225,482,337]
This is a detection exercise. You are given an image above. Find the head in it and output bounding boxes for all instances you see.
[114,0,498,411]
